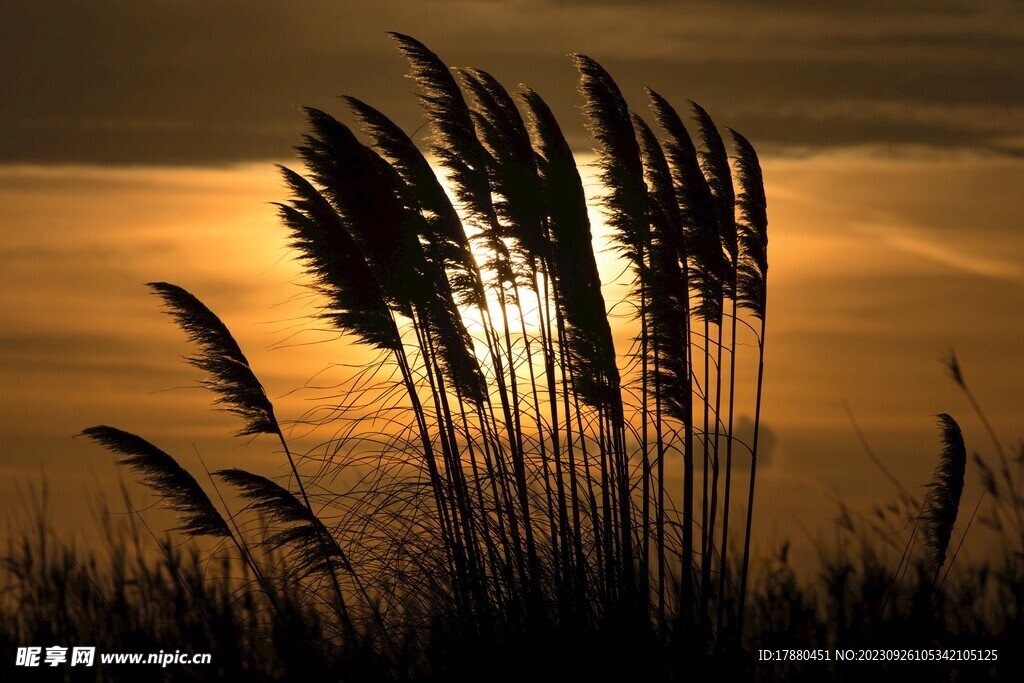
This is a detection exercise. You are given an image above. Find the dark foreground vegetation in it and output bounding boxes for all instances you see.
[3,477,1022,682]
[2,35,1018,681]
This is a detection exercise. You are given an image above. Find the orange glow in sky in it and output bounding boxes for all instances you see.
[2,148,1022,572]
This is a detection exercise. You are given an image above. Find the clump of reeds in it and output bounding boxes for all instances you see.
[77,31,787,672]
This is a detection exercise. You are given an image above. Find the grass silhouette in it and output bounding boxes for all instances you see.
[3,34,1016,682]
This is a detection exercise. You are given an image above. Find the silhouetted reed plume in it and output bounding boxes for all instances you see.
[923,414,967,573]
[79,426,231,539]
[148,282,278,436]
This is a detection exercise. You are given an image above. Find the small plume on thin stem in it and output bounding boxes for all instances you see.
[147,282,277,437]
[923,414,967,573]
[573,54,648,273]
[216,468,349,578]
[80,426,231,538]
[729,129,768,322]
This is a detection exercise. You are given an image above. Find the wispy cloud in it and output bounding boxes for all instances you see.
[859,222,1024,281]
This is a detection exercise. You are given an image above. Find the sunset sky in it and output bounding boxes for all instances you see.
[2,0,1022,569]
